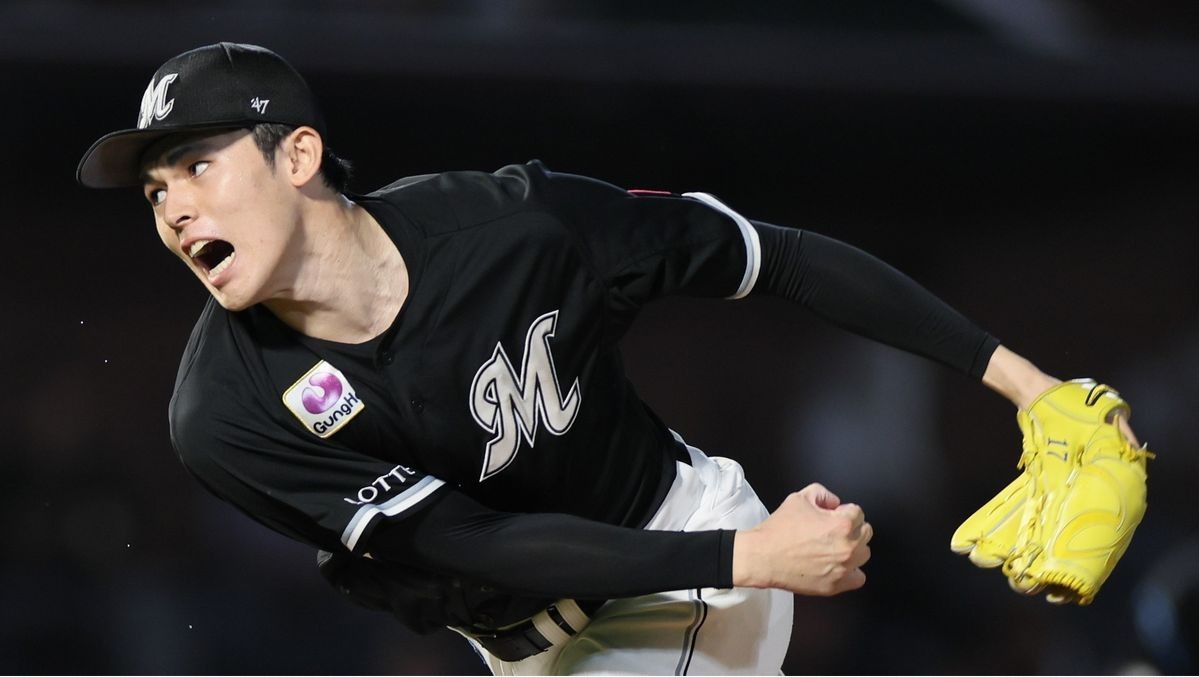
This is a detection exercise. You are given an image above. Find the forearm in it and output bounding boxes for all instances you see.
[752,223,1000,379]
[367,489,735,599]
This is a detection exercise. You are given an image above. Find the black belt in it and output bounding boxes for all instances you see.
[463,598,607,662]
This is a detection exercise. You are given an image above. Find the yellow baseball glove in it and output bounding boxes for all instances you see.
[952,379,1154,605]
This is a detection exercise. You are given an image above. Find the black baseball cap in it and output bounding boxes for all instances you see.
[77,42,326,188]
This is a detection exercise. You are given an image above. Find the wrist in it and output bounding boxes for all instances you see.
[731,529,766,589]
[982,345,1059,410]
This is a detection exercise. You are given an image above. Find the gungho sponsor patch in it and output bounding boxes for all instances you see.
[282,361,365,438]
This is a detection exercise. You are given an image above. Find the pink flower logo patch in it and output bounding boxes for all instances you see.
[302,371,344,414]
[283,361,364,438]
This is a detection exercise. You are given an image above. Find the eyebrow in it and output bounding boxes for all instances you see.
[138,139,208,185]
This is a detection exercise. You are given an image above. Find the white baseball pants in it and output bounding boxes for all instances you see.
[471,441,793,675]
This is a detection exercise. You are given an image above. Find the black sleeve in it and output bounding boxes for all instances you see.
[515,164,760,317]
[170,353,448,555]
[174,374,733,603]
[365,488,737,600]
[172,407,448,555]
[753,221,1000,378]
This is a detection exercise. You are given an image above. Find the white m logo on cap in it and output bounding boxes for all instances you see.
[138,73,178,129]
[469,310,582,481]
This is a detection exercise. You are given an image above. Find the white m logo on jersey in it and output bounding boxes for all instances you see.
[469,310,582,481]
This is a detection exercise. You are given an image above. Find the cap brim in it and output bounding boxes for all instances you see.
[76,121,248,189]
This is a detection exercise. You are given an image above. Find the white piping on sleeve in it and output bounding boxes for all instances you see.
[341,476,446,551]
[682,192,761,300]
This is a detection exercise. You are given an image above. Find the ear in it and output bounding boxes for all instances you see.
[280,126,325,189]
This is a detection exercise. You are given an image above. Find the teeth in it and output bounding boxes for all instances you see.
[188,240,213,258]
[207,251,236,279]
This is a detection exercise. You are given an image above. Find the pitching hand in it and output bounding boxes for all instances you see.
[732,483,873,596]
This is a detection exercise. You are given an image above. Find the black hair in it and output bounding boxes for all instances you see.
[251,123,353,193]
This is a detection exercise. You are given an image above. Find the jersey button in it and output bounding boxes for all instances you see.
[378,351,394,366]
[410,398,424,412]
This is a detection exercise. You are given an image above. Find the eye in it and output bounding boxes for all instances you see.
[147,187,166,206]
[190,160,210,177]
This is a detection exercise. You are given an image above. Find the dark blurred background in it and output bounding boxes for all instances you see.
[3,1,1198,674]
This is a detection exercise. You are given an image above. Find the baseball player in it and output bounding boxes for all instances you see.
[77,43,1142,675]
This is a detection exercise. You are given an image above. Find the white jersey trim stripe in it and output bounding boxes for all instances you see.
[682,192,761,300]
[341,476,446,551]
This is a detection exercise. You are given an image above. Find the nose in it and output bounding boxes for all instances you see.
[163,183,197,230]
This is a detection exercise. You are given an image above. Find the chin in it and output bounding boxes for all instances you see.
[215,297,254,312]
[207,285,256,312]
[214,294,256,312]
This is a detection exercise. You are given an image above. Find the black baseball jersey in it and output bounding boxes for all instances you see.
[171,159,1001,613]
[171,161,757,561]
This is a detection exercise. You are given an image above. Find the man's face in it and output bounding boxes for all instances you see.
[141,129,302,311]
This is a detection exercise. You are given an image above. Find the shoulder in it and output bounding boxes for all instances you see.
[168,299,272,460]
[169,299,228,470]
[369,161,550,204]
[363,161,624,236]
[171,297,224,403]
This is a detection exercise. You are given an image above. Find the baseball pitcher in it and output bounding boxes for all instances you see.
[77,43,1150,675]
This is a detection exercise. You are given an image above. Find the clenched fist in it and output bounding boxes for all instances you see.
[732,483,873,596]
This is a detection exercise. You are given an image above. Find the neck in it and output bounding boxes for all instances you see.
[264,194,408,344]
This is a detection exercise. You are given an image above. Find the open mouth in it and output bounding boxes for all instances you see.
[188,239,237,279]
